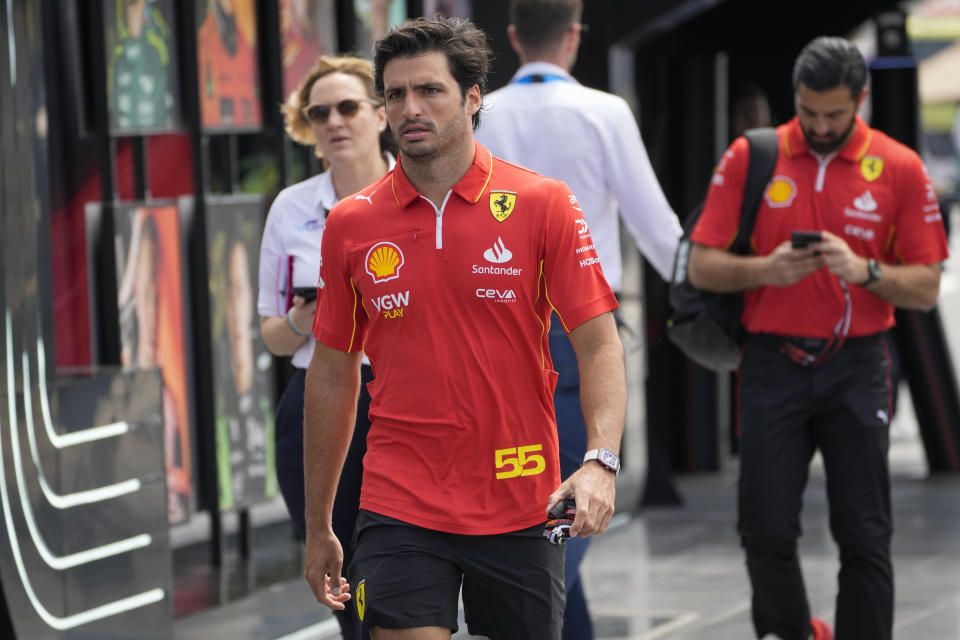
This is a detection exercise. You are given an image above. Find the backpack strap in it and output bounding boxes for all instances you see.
[731,128,780,255]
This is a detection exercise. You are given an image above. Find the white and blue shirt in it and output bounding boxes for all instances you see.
[477,62,682,288]
[257,154,395,368]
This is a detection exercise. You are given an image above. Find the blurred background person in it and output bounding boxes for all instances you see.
[257,54,395,640]
[477,1,682,638]
[689,36,949,640]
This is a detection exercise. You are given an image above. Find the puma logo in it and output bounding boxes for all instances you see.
[355,191,375,205]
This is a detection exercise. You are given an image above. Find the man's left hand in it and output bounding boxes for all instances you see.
[546,461,616,538]
[812,230,868,283]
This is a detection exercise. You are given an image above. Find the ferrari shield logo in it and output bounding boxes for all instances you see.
[357,579,366,620]
[489,191,517,222]
[861,156,884,182]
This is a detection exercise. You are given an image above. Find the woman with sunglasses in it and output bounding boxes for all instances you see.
[257,54,394,640]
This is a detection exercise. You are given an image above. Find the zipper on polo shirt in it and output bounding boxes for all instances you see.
[419,190,454,250]
[813,152,837,192]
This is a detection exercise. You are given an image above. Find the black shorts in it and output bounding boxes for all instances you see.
[348,510,565,640]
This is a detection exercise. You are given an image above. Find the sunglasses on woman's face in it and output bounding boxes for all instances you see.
[302,99,376,125]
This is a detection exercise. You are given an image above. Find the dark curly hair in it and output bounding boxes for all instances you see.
[792,36,868,99]
[373,16,490,131]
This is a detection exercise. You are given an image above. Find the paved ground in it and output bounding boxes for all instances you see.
[171,431,960,640]
[174,206,960,640]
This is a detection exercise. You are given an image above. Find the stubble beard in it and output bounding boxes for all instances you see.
[399,100,471,163]
[803,115,857,155]
[400,137,438,159]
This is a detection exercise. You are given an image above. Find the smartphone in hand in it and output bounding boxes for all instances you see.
[791,230,822,250]
[291,286,318,303]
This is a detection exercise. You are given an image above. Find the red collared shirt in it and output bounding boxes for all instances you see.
[312,142,617,534]
[692,116,948,337]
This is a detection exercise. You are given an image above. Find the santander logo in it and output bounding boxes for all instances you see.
[483,237,513,264]
[853,190,877,212]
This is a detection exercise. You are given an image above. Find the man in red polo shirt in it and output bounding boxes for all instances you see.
[689,37,948,640]
[302,16,625,640]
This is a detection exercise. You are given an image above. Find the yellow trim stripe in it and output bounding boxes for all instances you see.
[885,226,896,253]
[542,277,569,333]
[347,279,361,352]
[720,229,739,251]
[781,129,792,158]
[854,130,873,161]
[472,150,494,203]
[391,171,401,207]
[533,260,548,369]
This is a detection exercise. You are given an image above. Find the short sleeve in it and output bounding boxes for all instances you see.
[541,182,618,332]
[690,136,750,249]
[311,212,368,353]
[257,197,287,317]
[891,153,949,265]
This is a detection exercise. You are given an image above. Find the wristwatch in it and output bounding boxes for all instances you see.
[860,258,882,287]
[582,448,620,475]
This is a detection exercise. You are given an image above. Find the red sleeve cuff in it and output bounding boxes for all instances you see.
[555,292,619,333]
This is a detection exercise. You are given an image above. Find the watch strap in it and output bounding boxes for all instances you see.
[860,258,881,287]
[582,448,620,474]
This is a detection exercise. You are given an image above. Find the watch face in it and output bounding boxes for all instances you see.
[599,449,619,469]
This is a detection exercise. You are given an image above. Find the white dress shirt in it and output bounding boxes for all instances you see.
[257,154,395,368]
[477,62,682,289]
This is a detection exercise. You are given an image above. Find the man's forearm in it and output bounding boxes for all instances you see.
[863,262,941,311]
[688,243,771,293]
[578,340,626,453]
[570,314,626,453]
[303,355,361,532]
[261,315,308,357]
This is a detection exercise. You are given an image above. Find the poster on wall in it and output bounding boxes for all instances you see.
[421,0,471,18]
[205,196,277,510]
[353,0,406,58]
[195,0,263,131]
[104,0,182,134]
[279,0,338,100]
[113,203,195,523]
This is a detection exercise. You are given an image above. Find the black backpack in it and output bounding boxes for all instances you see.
[665,128,780,372]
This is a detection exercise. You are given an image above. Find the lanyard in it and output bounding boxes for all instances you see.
[780,277,853,367]
[511,73,570,84]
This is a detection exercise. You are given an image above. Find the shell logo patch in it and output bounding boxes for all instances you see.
[489,191,517,222]
[365,242,404,283]
[764,176,798,208]
[356,579,366,620]
[861,156,884,182]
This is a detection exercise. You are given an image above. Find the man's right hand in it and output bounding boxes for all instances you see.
[762,240,823,287]
[304,527,352,610]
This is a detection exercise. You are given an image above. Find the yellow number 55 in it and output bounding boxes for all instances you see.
[495,444,546,480]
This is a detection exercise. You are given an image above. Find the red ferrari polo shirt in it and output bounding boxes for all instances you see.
[312,142,617,534]
[692,116,948,337]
